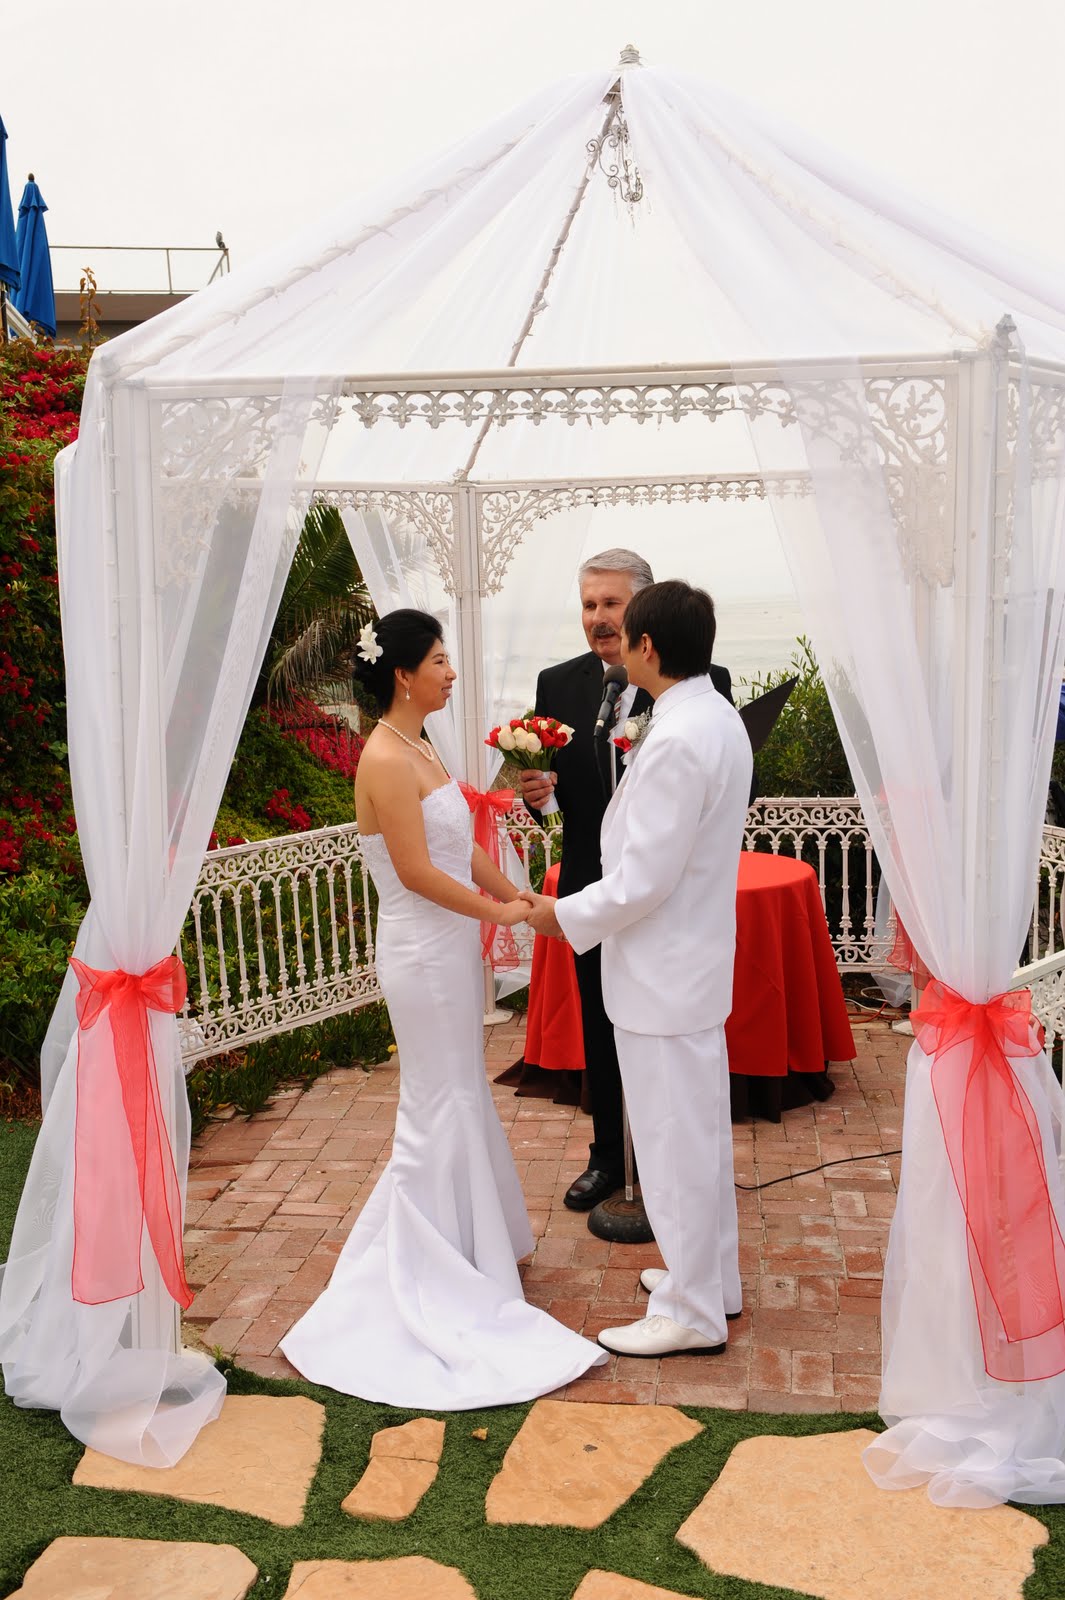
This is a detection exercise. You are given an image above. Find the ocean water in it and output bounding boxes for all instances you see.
[714,594,808,687]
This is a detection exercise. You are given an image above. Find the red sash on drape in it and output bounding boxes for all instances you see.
[912,978,1065,1380]
[458,782,519,971]
[70,955,193,1309]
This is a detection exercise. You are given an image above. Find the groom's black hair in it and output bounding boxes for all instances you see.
[352,608,445,711]
[622,580,716,680]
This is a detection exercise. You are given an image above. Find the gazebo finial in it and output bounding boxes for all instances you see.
[617,44,642,68]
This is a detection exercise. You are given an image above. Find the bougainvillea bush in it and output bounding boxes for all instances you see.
[0,342,89,1084]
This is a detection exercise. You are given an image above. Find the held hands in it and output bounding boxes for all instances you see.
[518,767,557,812]
[519,890,565,940]
[496,898,529,928]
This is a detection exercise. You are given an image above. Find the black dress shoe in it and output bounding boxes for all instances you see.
[564,1168,622,1211]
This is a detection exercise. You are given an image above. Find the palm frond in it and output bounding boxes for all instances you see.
[276,504,368,637]
[267,601,374,705]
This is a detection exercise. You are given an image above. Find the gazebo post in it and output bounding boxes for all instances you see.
[452,483,510,1021]
[105,384,182,1359]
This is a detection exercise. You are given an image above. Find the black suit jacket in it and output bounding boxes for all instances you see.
[533,653,734,897]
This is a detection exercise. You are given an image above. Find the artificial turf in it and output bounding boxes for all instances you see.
[2,1118,1065,1599]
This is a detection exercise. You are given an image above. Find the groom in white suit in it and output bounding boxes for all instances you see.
[521,580,752,1357]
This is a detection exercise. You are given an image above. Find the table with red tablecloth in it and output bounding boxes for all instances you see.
[493,862,586,1107]
[523,862,585,1073]
[726,851,856,1121]
[513,852,855,1122]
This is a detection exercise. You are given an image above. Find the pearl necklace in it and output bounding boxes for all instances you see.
[378,720,435,762]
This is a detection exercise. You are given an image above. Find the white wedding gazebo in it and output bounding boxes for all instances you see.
[4,50,1065,1505]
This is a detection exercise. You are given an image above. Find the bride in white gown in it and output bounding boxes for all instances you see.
[280,609,606,1407]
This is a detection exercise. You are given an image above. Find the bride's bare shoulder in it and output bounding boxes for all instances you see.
[357,732,420,798]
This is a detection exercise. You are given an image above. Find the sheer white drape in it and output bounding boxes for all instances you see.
[340,506,464,774]
[343,501,595,1003]
[623,66,1065,1505]
[0,377,338,1465]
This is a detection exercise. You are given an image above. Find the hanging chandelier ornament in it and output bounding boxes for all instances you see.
[588,45,644,206]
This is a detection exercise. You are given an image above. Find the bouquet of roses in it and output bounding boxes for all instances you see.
[486,714,573,818]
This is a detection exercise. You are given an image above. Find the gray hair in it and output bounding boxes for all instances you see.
[577,547,654,594]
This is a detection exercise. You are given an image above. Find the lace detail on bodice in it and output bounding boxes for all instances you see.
[360,780,473,913]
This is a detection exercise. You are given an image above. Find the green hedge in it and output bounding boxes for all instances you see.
[741,638,852,799]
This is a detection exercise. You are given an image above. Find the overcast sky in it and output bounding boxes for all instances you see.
[7,0,1065,290]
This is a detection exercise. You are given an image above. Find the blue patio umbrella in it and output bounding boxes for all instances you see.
[0,119,19,293]
[12,174,55,338]
[0,118,19,340]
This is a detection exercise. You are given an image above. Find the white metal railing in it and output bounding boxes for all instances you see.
[1016,823,1065,1047]
[2,299,35,341]
[176,800,1065,1063]
[177,821,379,1063]
[50,242,230,296]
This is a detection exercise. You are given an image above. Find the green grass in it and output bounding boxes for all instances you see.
[3,1118,1065,1598]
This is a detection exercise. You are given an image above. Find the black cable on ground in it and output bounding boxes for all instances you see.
[735,1146,903,1191]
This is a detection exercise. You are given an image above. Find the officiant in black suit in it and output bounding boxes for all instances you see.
[519,549,735,1218]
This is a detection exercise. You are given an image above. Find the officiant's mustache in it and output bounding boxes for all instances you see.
[591,623,618,639]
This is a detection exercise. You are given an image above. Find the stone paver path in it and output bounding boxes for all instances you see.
[283,1557,475,1598]
[677,1429,1048,1600]
[73,1394,325,1526]
[485,1399,702,1526]
[10,1537,258,1599]
[184,1009,905,1412]
[343,1417,446,1520]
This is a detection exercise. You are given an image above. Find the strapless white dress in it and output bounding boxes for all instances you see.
[279,779,606,1407]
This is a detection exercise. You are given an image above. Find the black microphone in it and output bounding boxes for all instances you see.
[593,664,628,738]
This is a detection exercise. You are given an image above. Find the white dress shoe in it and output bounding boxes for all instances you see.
[596,1313,726,1357]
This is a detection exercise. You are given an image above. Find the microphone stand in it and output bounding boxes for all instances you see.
[587,706,655,1246]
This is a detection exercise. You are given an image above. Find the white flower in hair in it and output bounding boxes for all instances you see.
[357,622,383,664]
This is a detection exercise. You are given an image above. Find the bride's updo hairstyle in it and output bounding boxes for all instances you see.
[352,609,445,712]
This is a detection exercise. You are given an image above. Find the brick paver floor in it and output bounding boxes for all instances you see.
[184,1009,906,1413]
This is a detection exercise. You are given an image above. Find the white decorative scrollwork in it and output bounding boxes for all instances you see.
[477,475,814,595]
[314,485,458,594]
[1029,967,1065,1051]
[340,374,945,444]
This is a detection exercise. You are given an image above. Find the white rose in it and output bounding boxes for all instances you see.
[497,727,516,752]
[624,719,641,741]
[512,727,529,751]
[560,724,574,740]
[524,732,542,754]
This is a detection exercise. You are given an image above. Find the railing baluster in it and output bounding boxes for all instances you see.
[252,880,270,1003]
[309,865,326,987]
[191,896,211,1022]
[232,882,252,1010]
[327,868,342,979]
[210,890,231,1021]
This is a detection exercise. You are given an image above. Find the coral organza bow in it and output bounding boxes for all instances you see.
[458,782,519,971]
[912,978,1065,1380]
[69,955,193,1309]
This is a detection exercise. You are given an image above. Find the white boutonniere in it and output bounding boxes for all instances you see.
[614,709,652,764]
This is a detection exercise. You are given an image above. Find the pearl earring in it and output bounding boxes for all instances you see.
[405,687,411,701]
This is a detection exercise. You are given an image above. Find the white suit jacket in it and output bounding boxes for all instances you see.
[555,674,753,1037]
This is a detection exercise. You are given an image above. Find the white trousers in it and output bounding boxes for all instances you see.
[614,1023,740,1344]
